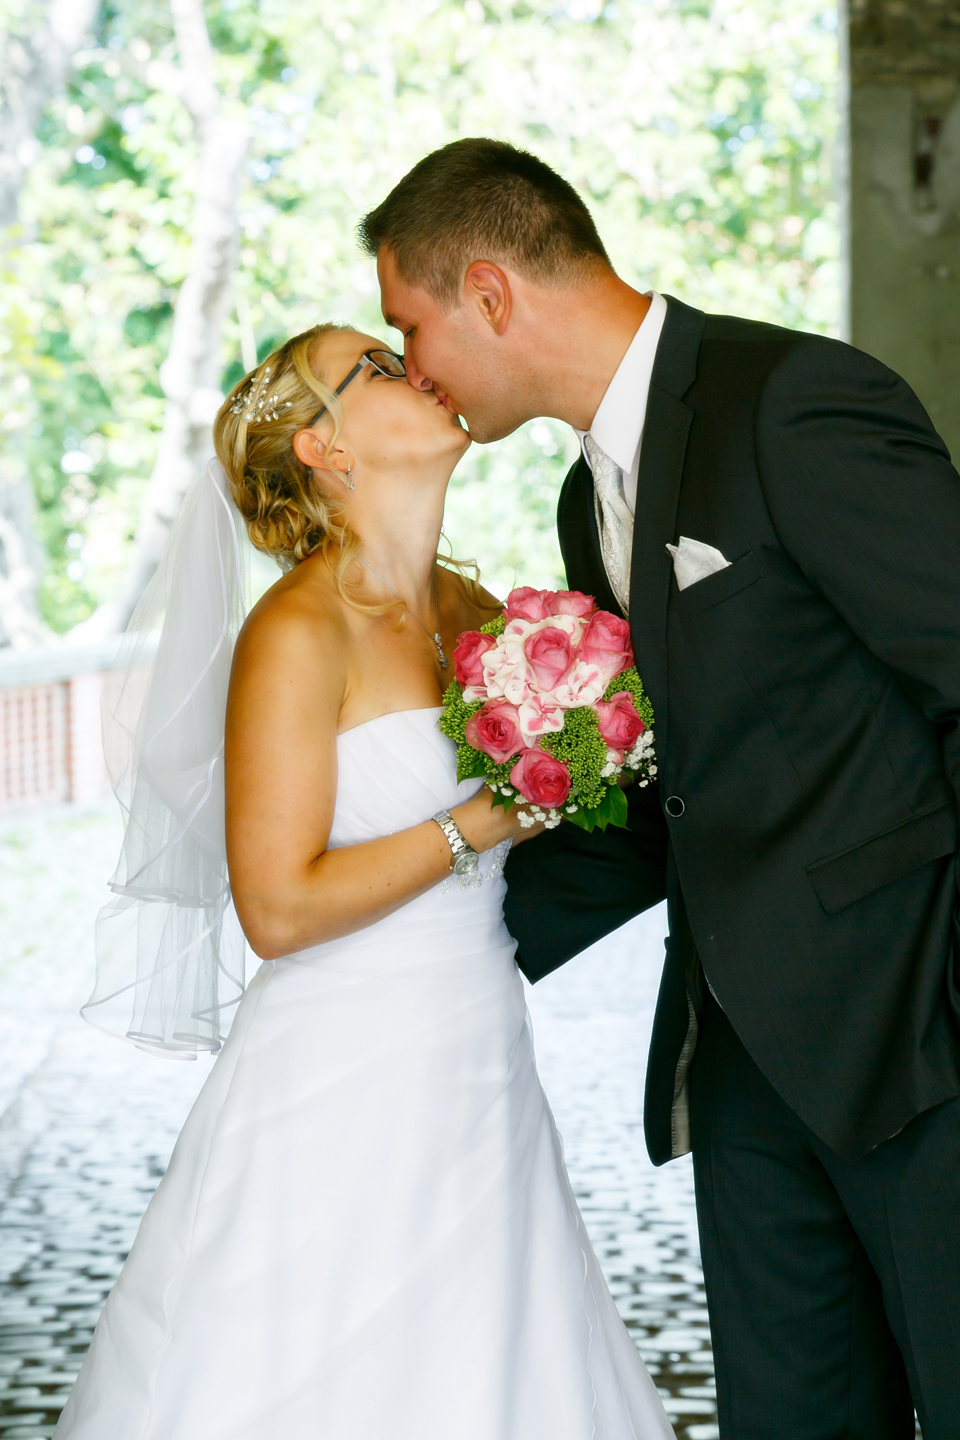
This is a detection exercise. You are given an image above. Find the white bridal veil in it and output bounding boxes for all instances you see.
[83,459,253,1057]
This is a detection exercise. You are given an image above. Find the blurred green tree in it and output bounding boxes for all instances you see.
[0,0,99,644]
[2,0,839,629]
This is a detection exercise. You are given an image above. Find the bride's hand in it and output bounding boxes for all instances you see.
[452,787,546,851]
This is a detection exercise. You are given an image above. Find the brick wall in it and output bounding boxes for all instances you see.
[0,642,119,815]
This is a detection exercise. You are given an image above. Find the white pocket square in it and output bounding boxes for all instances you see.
[666,536,731,591]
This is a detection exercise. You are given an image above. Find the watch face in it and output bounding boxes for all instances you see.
[453,852,480,875]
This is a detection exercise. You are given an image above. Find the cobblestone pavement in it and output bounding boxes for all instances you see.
[0,807,716,1439]
[529,910,716,1438]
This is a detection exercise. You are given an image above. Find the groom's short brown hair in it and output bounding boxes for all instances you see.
[358,138,611,308]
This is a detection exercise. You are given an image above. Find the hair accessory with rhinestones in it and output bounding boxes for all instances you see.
[230,366,294,424]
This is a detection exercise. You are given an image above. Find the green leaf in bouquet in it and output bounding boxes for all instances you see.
[561,804,596,832]
[596,781,629,830]
[560,781,628,833]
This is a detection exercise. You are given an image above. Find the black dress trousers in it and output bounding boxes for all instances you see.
[689,990,960,1440]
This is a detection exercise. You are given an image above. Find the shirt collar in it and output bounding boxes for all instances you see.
[574,291,668,478]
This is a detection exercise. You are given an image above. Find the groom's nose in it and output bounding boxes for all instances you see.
[403,350,435,393]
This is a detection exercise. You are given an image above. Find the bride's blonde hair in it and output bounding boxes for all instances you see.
[214,322,491,619]
[214,323,364,580]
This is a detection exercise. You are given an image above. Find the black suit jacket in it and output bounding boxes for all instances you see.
[504,296,960,1164]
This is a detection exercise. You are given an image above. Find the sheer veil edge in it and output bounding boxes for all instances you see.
[83,459,253,1059]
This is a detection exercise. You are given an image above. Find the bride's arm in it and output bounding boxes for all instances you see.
[225,595,535,961]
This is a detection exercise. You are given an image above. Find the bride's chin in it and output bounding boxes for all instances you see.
[432,420,471,457]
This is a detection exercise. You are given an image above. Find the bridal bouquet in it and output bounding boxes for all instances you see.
[439,587,655,832]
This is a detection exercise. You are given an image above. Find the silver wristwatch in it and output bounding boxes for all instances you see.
[432,809,481,888]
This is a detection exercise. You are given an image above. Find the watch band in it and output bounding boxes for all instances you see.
[432,809,475,867]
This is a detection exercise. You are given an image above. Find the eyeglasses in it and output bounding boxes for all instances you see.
[309,349,406,425]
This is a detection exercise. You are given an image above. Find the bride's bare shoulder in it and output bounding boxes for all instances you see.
[230,555,349,703]
[441,566,502,634]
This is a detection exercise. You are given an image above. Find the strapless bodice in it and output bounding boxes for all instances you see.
[329,706,509,884]
[275,706,513,962]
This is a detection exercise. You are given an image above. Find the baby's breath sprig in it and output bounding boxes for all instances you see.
[485,757,517,807]
[601,666,656,786]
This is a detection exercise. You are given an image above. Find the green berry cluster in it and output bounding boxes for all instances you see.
[604,665,654,732]
[543,706,607,810]
[479,614,507,637]
[438,680,487,783]
[438,679,481,745]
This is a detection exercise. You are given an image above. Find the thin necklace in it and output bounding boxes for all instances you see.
[359,558,449,670]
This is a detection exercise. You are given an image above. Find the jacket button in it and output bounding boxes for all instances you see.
[665,795,685,818]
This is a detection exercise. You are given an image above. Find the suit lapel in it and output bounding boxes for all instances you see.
[628,297,705,760]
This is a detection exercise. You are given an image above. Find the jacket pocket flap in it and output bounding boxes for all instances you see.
[676,549,763,617]
[805,802,957,916]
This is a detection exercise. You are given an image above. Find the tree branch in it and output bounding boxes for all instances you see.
[75,0,250,638]
[169,0,218,132]
[0,0,100,227]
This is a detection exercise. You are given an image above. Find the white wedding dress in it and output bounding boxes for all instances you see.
[55,707,674,1440]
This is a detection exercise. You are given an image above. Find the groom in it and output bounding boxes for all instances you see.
[362,139,960,1438]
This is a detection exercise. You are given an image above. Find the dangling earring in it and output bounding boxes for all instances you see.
[345,466,355,491]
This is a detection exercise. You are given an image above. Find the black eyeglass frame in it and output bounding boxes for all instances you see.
[308,349,406,425]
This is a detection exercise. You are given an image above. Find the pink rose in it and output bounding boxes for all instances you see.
[552,590,597,620]
[595,692,645,760]
[453,630,495,691]
[465,700,525,765]
[579,611,634,685]
[504,586,557,623]
[510,748,572,809]
[523,625,573,692]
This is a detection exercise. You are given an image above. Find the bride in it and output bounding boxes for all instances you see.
[55,323,674,1440]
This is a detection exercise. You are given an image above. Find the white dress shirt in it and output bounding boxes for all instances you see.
[574,290,667,514]
[573,291,668,611]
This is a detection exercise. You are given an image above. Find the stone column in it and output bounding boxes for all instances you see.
[847,0,960,460]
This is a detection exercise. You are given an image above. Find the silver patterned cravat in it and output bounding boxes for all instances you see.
[584,433,634,615]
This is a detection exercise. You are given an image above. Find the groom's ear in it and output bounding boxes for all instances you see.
[463,262,512,337]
